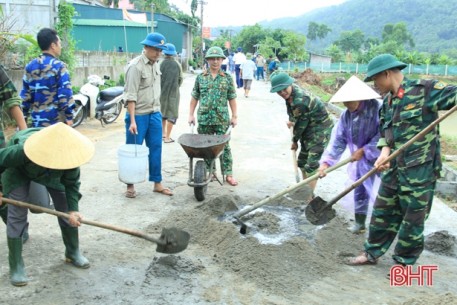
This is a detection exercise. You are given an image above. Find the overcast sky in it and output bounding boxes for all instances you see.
[168,0,347,27]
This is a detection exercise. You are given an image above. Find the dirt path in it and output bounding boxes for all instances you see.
[0,73,456,305]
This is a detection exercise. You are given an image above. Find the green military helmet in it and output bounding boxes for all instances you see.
[270,72,294,93]
[364,54,407,82]
[205,46,226,59]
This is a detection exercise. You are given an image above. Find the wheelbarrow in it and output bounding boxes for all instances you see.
[178,125,232,201]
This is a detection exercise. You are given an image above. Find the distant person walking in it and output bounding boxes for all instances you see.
[255,53,266,80]
[233,47,246,88]
[160,43,183,144]
[240,53,257,98]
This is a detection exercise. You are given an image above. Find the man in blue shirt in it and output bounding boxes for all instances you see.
[20,28,74,127]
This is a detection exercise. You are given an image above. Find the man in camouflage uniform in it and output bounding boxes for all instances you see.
[20,28,74,127]
[348,54,457,267]
[188,46,239,186]
[270,72,334,191]
[0,64,28,225]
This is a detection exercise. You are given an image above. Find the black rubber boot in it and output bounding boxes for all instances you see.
[0,205,7,225]
[8,237,29,286]
[60,226,90,269]
[349,214,367,234]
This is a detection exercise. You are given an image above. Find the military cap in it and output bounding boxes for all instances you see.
[205,46,226,59]
[141,32,167,51]
[270,72,294,93]
[163,43,177,56]
[364,53,407,82]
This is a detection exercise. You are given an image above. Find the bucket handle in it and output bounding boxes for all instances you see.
[134,133,138,157]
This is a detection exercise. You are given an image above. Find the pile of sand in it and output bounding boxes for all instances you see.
[149,194,364,298]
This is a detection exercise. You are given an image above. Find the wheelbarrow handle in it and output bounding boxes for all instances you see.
[234,156,353,219]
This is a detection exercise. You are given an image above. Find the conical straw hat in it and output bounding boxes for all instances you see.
[329,75,381,103]
[24,123,95,169]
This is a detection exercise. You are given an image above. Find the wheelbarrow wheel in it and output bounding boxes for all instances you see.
[194,160,207,201]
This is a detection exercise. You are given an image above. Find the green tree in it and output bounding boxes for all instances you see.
[232,24,268,54]
[281,31,307,61]
[257,36,281,59]
[335,30,365,53]
[381,22,415,49]
[326,44,344,62]
[307,22,331,41]
[55,0,76,73]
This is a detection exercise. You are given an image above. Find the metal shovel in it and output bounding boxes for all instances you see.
[305,104,457,226]
[233,156,353,234]
[2,197,190,254]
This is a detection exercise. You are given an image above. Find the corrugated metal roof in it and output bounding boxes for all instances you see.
[73,19,147,27]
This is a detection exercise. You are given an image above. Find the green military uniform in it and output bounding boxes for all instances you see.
[286,84,334,175]
[0,65,23,148]
[0,65,24,224]
[364,76,457,265]
[191,69,237,175]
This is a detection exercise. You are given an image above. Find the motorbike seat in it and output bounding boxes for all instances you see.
[100,86,124,102]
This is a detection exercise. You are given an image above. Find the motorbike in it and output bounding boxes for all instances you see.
[72,75,125,127]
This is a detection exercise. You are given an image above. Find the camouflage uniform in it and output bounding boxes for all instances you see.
[0,65,24,224]
[191,70,237,174]
[286,84,334,175]
[20,54,74,127]
[364,78,457,265]
[0,65,23,148]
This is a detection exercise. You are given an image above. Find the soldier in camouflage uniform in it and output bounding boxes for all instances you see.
[188,46,239,186]
[348,54,457,266]
[270,72,334,191]
[0,65,28,225]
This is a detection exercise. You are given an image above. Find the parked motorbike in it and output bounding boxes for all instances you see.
[72,75,125,127]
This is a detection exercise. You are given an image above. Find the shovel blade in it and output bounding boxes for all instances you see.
[304,196,336,225]
[156,227,191,254]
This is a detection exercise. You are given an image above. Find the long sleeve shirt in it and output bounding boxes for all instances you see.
[0,128,82,211]
[20,53,74,127]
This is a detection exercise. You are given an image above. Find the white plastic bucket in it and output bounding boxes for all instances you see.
[118,144,149,184]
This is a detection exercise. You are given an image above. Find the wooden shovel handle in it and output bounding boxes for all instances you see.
[323,104,457,209]
[234,156,353,218]
[1,197,164,244]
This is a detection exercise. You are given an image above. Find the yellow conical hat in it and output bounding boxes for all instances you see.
[24,123,95,169]
[329,75,381,103]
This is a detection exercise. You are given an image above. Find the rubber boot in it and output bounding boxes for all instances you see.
[7,237,29,286]
[60,226,90,269]
[0,205,7,225]
[349,214,367,234]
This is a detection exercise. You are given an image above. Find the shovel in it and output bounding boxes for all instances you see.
[305,104,457,226]
[2,197,190,254]
[233,156,353,234]
[290,127,302,183]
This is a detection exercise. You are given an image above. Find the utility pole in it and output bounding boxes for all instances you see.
[199,0,207,68]
[150,4,155,33]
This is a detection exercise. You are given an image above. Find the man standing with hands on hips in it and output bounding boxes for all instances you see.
[123,32,173,198]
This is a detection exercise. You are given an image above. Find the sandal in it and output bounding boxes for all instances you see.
[226,175,238,186]
[125,190,137,198]
[153,188,173,196]
[163,138,175,143]
[345,252,377,266]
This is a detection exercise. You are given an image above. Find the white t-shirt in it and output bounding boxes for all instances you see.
[240,60,256,80]
[233,52,246,65]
